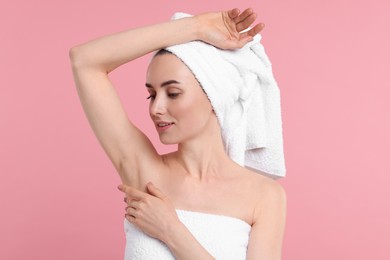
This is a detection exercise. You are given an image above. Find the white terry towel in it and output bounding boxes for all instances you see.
[124,209,251,259]
[165,12,286,178]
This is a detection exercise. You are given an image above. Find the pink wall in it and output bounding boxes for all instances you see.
[1,0,389,259]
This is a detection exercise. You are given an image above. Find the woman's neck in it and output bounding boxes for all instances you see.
[173,119,235,182]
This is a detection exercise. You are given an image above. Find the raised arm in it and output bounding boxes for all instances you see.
[69,17,202,185]
[69,8,263,185]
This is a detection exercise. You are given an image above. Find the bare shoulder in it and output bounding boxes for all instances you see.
[241,169,287,215]
[252,175,286,238]
[256,174,286,202]
[244,169,287,258]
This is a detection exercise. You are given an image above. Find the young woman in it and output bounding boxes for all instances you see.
[70,7,286,260]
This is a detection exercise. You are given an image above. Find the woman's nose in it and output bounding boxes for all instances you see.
[150,95,166,116]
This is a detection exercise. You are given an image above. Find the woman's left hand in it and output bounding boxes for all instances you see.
[196,8,264,49]
[118,182,181,243]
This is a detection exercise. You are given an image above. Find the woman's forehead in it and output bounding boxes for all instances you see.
[146,54,197,84]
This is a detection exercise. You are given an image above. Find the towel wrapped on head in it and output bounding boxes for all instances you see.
[164,12,286,178]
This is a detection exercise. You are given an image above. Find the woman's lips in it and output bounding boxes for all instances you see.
[155,122,174,132]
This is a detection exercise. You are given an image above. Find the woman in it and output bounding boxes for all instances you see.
[70,7,286,260]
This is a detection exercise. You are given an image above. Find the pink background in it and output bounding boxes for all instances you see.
[1,0,389,259]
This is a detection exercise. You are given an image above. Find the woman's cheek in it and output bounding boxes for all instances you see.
[174,102,199,129]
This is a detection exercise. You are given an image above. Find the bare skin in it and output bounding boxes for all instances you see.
[70,7,286,260]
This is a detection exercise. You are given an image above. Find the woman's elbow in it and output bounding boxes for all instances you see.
[69,45,87,69]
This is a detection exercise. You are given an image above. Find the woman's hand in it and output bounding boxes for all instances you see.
[118,182,181,243]
[195,7,264,49]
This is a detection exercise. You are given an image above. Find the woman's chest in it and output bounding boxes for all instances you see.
[154,173,257,225]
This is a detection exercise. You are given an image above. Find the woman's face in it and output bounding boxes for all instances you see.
[146,54,214,144]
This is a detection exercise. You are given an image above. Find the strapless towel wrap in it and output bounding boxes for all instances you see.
[124,209,251,260]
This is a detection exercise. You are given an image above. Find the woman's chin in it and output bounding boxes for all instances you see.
[159,137,179,145]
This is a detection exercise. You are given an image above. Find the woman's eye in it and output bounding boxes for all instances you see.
[146,95,155,100]
[168,93,180,98]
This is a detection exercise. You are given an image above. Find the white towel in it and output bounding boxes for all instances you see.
[124,209,251,259]
[165,12,286,178]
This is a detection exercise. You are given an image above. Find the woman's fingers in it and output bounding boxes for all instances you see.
[126,199,140,208]
[228,8,240,19]
[234,8,253,24]
[146,182,166,199]
[125,213,136,222]
[118,183,179,240]
[240,23,265,39]
[197,7,263,50]
[118,184,145,200]
[237,13,257,32]
[126,205,137,215]
[125,200,143,221]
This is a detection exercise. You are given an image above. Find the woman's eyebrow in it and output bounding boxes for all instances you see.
[145,80,181,88]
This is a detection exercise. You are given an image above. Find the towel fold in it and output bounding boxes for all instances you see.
[165,12,286,178]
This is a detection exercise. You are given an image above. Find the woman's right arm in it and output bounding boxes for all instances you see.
[69,17,202,185]
[69,8,263,185]
[69,17,200,73]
